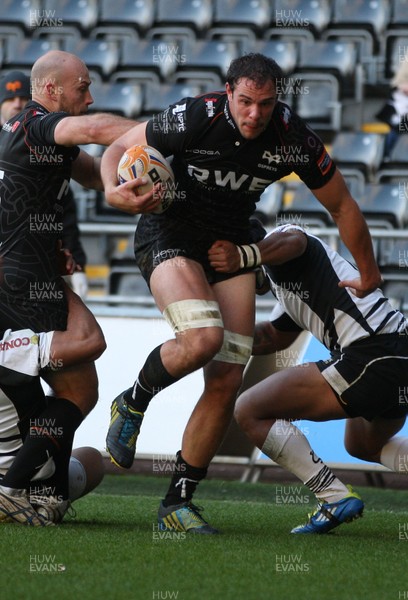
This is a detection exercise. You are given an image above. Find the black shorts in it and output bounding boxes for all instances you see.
[317,333,408,421]
[0,288,68,335]
[134,213,262,286]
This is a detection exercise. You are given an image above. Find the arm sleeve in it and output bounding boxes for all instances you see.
[25,111,80,160]
[279,105,336,190]
[270,304,303,332]
[145,96,203,156]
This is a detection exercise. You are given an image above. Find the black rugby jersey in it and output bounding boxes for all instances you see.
[0,100,80,302]
[146,92,336,234]
[266,226,407,352]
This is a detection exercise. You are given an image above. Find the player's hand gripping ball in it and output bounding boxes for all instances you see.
[117,145,175,213]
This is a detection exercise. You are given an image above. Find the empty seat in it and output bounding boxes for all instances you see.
[390,0,408,28]
[331,0,391,46]
[298,39,364,106]
[253,183,284,225]
[43,0,99,33]
[379,238,408,271]
[176,39,240,78]
[99,0,155,34]
[0,26,25,63]
[273,0,332,36]
[66,39,120,79]
[119,38,186,81]
[0,0,42,32]
[289,72,342,132]
[32,24,82,52]
[256,39,298,75]
[357,183,408,228]
[330,132,385,182]
[3,38,60,69]
[88,81,143,118]
[156,0,214,34]
[382,31,408,82]
[143,82,203,114]
[278,185,334,228]
[214,0,272,34]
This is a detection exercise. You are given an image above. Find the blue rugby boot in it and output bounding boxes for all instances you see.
[106,390,144,469]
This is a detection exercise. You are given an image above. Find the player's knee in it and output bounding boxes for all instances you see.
[179,327,224,371]
[344,437,372,461]
[234,392,253,434]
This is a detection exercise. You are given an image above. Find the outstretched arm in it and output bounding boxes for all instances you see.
[311,168,382,297]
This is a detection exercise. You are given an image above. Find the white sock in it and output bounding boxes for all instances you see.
[380,437,408,473]
[262,420,349,502]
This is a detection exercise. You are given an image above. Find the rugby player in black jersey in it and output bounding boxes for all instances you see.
[101,53,382,533]
[209,224,408,533]
[0,50,149,525]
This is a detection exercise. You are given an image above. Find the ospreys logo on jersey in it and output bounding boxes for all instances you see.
[205,97,218,117]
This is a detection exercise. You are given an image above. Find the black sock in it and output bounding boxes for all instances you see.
[124,345,179,413]
[2,398,82,491]
[162,451,208,507]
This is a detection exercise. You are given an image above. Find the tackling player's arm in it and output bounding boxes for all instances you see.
[310,168,382,297]
[252,321,300,356]
[53,112,137,147]
[208,228,307,272]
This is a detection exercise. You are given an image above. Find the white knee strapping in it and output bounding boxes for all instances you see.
[213,330,253,365]
[163,299,223,333]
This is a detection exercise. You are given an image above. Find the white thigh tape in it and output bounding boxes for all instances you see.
[163,299,223,333]
[0,328,47,385]
[213,330,253,365]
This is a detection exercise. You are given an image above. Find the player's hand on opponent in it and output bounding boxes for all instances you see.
[208,240,241,272]
[104,178,163,214]
[56,242,76,276]
[338,273,383,298]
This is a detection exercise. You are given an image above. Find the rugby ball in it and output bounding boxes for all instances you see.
[117,144,174,213]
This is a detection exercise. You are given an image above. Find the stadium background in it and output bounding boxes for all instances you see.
[2,0,408,475]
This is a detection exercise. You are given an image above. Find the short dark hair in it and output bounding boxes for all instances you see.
[226,53,284,91]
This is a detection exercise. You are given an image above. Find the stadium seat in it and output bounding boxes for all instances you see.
[253,183,284,226]
[278,185,334,228]
[389,0,408,28]
[330,132,385,182]
[0,0,42,32]
[207,26,257,55]
[176,39,240,78]
[109,265,151,298]
[357,183,408,229]
[0,26,25,63]
[256,39,298,75]
[376,135,408,184]
[88,81,143,118]
[143,82,204,114]
[42,0,99,34]
[273,0,332,36]
[297,39,358,85]
[331,0,391,48]
[66,39,120,79]
[213,0,272,35]
[119,38,187,81]
[99,0,155,34]
[288,72,342,133]
[156,0,214,35]
[381,30,408,82]
[32,24,82,51]
[3,38,61,68]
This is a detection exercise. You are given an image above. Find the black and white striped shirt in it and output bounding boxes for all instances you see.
[266,226,407,351]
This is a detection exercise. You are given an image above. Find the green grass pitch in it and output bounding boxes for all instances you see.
[2,475,408,600]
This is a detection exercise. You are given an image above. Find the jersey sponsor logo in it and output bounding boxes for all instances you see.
[186,149,221,156]
[171,103,186,131]
[188,165,272,191]
[204,97,218,117]
[317,150,332,175]
[2,121,20,133]
[0,335,37,352]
